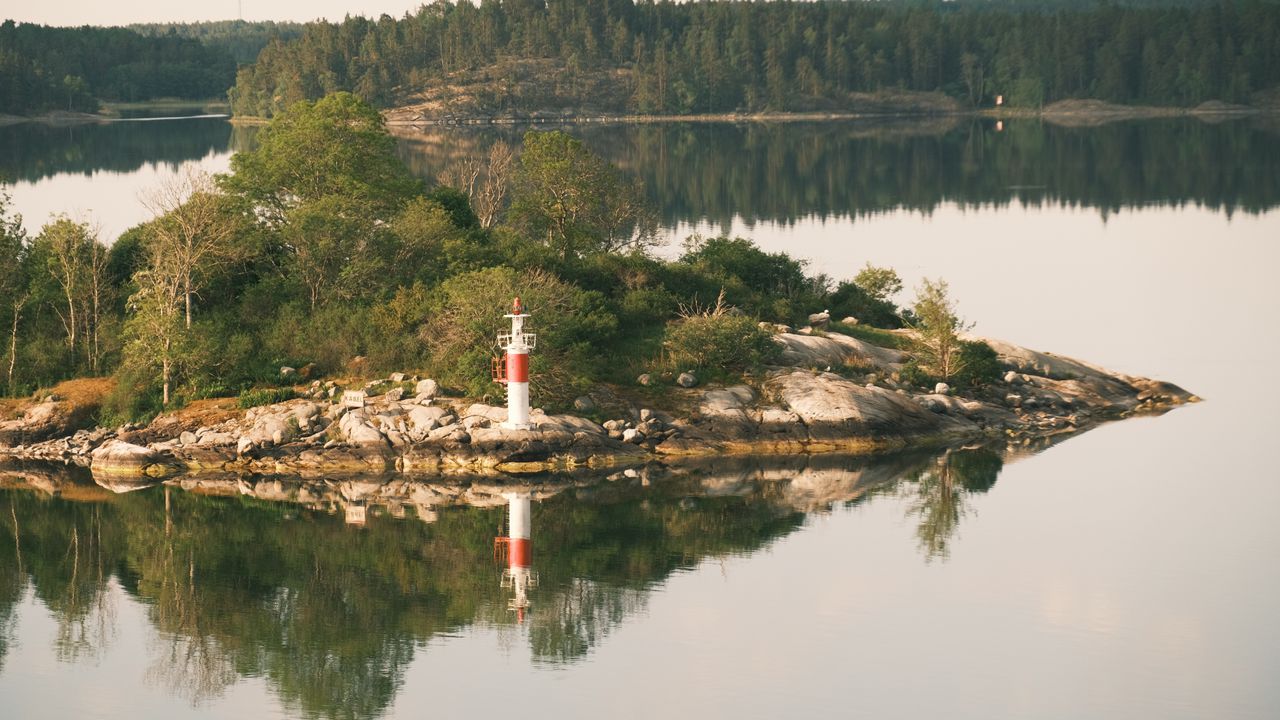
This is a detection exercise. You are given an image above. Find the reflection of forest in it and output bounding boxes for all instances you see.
[399,118,1280,225]
[0,118,253,182]
[0,445,1005,718]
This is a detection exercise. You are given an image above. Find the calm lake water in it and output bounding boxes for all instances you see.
[1,114,1278,719]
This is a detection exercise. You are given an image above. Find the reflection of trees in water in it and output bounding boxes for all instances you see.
[901,448,1004,562]
[0,496,26,673]
[403,118,1280,227]
[0,119,255,183]
[0,444,1008,717]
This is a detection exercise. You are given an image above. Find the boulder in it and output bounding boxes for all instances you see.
[807,310,831,326]
[637,373,653,386]
[841,316,859,325]
[934,382,950,395]
[338,409,388,446]
[90,440,177,478]
[677,372,699,388]
[385,387,405,402]
[573,396,597,412]
[622,428,646,444]
[390,372,407,382]
[280,366,296,379]
[415,378,439,398]
[766,370,975,442]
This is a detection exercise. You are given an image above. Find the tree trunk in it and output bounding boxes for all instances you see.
[162,339,172,406]
[184,273,192,329]
[7,297,23,394]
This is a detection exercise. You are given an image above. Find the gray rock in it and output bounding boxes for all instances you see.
[841,316,859,325]
[1004,370,1021,384]
[677,372,698,388]
[573,396,596,412]
[808,310,831,326]
[385,387,405,402]
[1005,394,1022,408]
[934,382,950,395]
[797,326,815,335]
[280,366,296,379]
[639,408,654,422]
[390,372,407,382]
[622,428,646,444]
[603,419,625,431]
[637,373,653,386]
[415,378,439,398]
[179,431,198,446]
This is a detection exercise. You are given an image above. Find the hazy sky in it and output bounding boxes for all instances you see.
[5,1,426,26]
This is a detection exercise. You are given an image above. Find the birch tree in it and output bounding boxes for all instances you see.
[141,168,243,329]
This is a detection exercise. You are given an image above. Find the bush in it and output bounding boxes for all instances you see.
[663,306,780,374]
[952,340,1002,389]
[828,280,902,328]
[238,387,296,409]
[898,359,937,389]
[418,266,618,404]
[99,366,165,426]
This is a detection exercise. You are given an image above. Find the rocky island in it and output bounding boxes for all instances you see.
[0,327,1196,484]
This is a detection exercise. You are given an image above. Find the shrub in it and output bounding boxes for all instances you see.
[898,359,937,389]
[418,266,618,404]
[952,340,1002,389]
[238,387,296,409]
[663,295,780,373]
[828,280,902,328]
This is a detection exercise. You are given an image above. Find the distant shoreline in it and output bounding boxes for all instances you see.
[6,97,1274,129]
[0,99,231,127]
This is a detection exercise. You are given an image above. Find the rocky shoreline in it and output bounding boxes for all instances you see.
[0,330,1197,482]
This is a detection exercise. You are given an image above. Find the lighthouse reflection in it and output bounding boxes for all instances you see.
[495,492,538,622]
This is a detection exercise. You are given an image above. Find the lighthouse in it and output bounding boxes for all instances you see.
[495,492,537,622]
[495,296,536,430]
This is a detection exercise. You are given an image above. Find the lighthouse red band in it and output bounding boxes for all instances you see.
[506,352,529,383]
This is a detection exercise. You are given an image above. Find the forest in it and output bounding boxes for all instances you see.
[229,0,1280,117]
[0,20,297,115]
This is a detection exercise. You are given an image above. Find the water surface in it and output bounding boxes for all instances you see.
[0,115,1277,719]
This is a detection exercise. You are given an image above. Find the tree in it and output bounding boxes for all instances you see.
[282,195,383,313]
[0,190,29,393]
[122,268,187,407]
[508,131,656,260]
[909,277,971,382]
[221,92,420,227]
[436,139,514,229]
[32,217,110,372]
[140,168,246,329]
[853,263,903,302]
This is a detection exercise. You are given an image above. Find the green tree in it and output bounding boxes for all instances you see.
[222,92,420,227]
[909,277,971,382]
[0,190,30,393]
[853,263,903,302]
[508,130,656,260]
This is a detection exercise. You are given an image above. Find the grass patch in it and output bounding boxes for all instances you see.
[237,387,296,409]
[824,321,910,350]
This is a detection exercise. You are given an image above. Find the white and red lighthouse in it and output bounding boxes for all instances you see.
[494,296,536,430]
[495,492,537,622]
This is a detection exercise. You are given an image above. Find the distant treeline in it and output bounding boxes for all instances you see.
[231,0,1280,117]
[128,19,305,64]
[0,20,302,115]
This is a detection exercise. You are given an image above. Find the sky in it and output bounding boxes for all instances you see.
[4,1,426,26]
